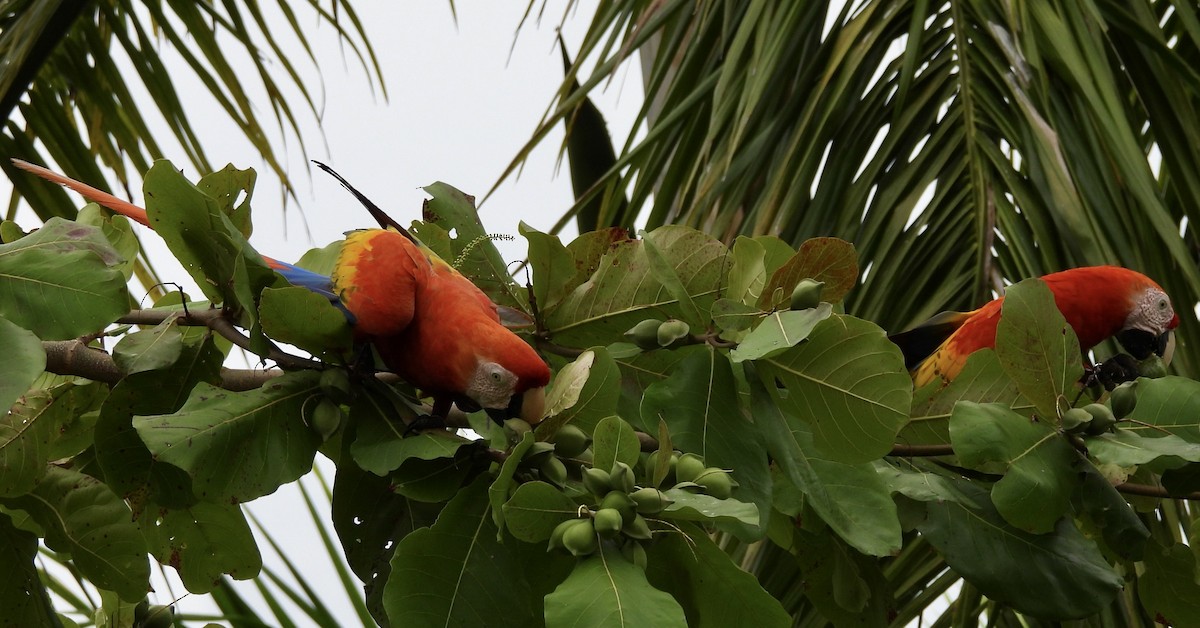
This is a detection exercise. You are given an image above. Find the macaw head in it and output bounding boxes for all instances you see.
[467,349,551,426]
[1115,280,1180,362]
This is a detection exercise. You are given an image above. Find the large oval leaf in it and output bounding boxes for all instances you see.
[755,314,911,463]
[0,218,128,339]
[134,371,322,503]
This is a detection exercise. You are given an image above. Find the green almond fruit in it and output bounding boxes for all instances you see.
[549,518,585,551]
[1060,407,1093,434]
[789,278,826,310]
[142,605,175,628]
[610,461,636,493]
[583,467,613,497]
[309,399,343,442]
[656,319,691,348]
[1109,383,1137,419]
[593,508,624,537]
[1082,403,1118,435]
[539,456,569,486]
[675,453,706,483]
[601,490,637,524]
[553,424,591,457]
[563,519,598,556]
[625,319,664,351]
[695,469,733,499]
[630,487,670,514]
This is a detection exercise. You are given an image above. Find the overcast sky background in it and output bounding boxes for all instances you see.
[14,3,645,624]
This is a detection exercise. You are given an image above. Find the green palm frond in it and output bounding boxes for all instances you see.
[0,0,384,293]
[515,0,1200,373]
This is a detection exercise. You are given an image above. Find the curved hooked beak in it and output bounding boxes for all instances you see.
[1116,328,1175,364]
[484,387,547,426]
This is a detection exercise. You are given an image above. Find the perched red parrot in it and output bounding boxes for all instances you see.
[891,266,1180,387]
[13,159,550,425]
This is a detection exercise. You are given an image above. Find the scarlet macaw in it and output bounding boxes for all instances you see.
[13,159,550,425]
[891,266,1180,387]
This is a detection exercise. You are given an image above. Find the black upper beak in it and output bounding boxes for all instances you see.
[484,394,524,427]
[1116,328,1172,360]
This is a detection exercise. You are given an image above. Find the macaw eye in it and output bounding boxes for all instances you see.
[490,370,505,384]
[1159,298,1170,311]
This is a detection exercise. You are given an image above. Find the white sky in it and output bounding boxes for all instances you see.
[19,3,645,624]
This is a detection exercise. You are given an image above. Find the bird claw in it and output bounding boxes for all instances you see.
[1086,353,1141,391]
[403,414,446,436]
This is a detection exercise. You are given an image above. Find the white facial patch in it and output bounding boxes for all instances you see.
[1126,287,1175,334]
[467,361,519,410]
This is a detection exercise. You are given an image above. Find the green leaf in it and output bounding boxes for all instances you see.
[258,286,353,358]
[421,182,526,311]
[994,278,1084,420]
[660,489,759,527]
[645,524,790,628]
[641,349,769,540]
[950,402,1078,533]
[520,222,576,312]
[724,236,767,305]
[1138,541,1200,628]
[545,544,687,628]
[385,477,550,627]
[294,240,344,276]
[0,511,59,627]
[710,298,760,333]
[1,383,85,498]
[537,348,621,436]
[783,526,896,624]
[113,318,183,375]
[502,481,581,544]
[1125,376,1200,441]
[0,317,48,491]
[751,370,901,556]
[0,218,128,340]
[2,466,149,602]
[347,382,467,476]
[1073,460,1148,561]
[592,416,641,473]
[133,371,322,503]
[196,164,256,238]
[139,500,261,593]
[918,481,1122,620]
[642,231,704,326]
[902,349,1033,446]
[390,455,478,503]
[547,226,728,347]
[729,303,832,362]
[755,314,911,463]
[1085,430,1200,471]
[76,205,139,280]
[94,334,223,503]
[489,432,534,535]
[333,434,444,627]
[142,160,275,318]
[757,237,857,309]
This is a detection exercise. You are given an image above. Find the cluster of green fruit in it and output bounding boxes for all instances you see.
[1062,381,1137,436]
[309,369,352,441]
[535,427,736,562]
[624,318,692,351]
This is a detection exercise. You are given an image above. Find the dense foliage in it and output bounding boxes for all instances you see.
[3,165,1200,626]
